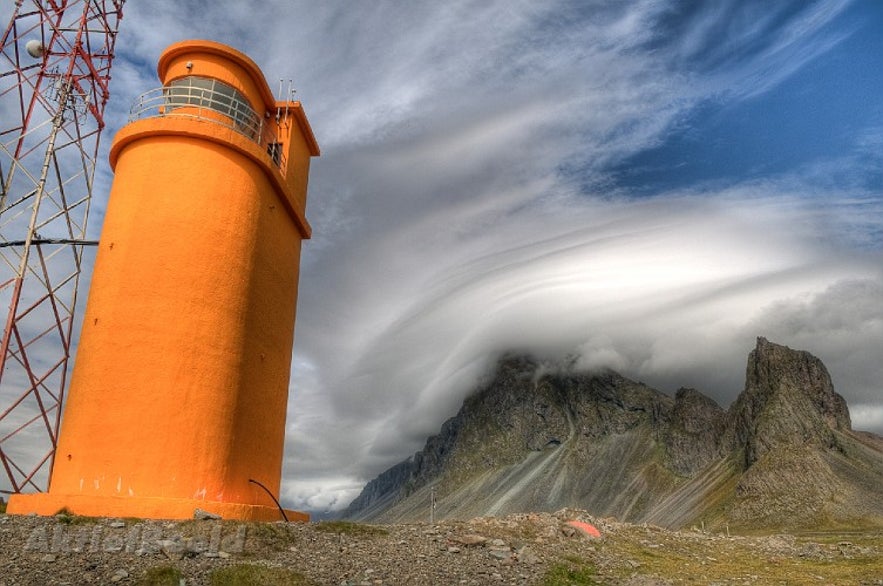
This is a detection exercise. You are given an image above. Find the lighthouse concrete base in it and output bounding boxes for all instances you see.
[6,492,308,522]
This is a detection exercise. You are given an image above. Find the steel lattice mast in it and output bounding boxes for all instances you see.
[0,0,124,495]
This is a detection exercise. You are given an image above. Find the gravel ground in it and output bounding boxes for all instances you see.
[1,510,881,585]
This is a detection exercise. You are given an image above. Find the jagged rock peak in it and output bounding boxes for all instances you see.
[727,337,851,466]
[749,337,851,430]
[665,388,726,476]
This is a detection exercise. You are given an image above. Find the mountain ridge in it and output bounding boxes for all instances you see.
[343,338,883,530]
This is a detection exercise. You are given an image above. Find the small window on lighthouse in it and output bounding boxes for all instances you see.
[267,142,282,166]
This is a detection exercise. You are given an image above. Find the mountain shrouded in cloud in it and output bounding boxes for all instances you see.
[34,0,883,512]
[343,338,883,529]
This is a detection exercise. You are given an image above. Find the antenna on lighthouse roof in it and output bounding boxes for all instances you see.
[285,79,292,119]
[276,79,284,122]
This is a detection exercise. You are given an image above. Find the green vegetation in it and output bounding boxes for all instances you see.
[313,520,388,537]
[688,457,742,530]
[241,522,295,554]
[136,566,184,586]
[0,499,6,514]
[589,526,883,584]
[541,556,600,585]
[245,521,387,554]
[209,564,316,586]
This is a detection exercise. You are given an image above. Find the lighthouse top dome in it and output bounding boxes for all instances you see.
[153,39,318,157]
[158,39,277,114]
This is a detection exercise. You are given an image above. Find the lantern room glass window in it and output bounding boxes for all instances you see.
[163,76,260,137]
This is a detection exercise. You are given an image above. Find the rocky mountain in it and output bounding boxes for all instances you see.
[343,338,883,530]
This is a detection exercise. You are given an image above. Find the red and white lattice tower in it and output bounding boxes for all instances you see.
[0,1,124,496]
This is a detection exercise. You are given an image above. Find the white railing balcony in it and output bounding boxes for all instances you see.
[127,79,286,173]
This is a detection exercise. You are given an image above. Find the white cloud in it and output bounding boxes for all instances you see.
[851,404,883,433]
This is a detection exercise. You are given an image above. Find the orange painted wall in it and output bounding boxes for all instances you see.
[7,40,318,521]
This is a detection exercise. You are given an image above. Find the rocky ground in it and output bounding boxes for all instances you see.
[1,509,882,585]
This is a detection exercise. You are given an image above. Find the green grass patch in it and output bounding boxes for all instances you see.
[593,527,883,584]
[246,522,294,552]
[541,555,600,586]
[136,565,184,586]
[210,563,316,585]
[313,520,388,537]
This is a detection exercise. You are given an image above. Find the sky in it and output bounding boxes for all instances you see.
[5,0,883,514]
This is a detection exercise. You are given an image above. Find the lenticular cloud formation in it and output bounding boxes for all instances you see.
[285,187,883,511]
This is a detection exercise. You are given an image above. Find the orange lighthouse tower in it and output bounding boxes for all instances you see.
[7,40,319,521]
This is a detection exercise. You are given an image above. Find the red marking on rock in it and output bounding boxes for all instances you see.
[567,520,601,538]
